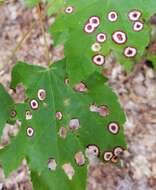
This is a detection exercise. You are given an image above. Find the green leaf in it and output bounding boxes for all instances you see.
[25,0,40,7]
[24,0,64,14]
[0,85,13,137]
[49,0,156,84]
[47,0,64,16]
[0,60,126,190]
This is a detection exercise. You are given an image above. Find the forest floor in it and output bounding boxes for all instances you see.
[0,1,156,190]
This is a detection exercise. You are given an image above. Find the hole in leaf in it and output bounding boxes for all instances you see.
[74,82,88,92]
[58,127,68,139]
[111,155,118,163]
[86,144,100,157]
[62,163,75,180]
[69,119,80,131]
[48,158,57,171]
[98,105,109,117]
[56,112,63,120]
[74,151,85,166]
[11,84,26,103]
[145,60,154,68]
[64,78,69,85]
[89,104,99,112]
[89,104,109,117]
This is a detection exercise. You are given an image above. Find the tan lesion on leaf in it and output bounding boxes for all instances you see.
[25,110,32,120]
[64,98,70,107]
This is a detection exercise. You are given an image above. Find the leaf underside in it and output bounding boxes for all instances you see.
[0,60,126,190]
[49,0,156,85]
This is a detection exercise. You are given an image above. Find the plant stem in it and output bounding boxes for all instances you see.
[5,22,35,67]
[37,4,51,65]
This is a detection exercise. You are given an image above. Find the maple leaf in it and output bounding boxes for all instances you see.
[0,60,126,190]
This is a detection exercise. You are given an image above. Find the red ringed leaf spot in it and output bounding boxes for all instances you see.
[112,31,127,45]
[113,146,124,157]
[37,89,46,101]
[92,54,105,66]
[103,151,113,161]
[133,21,144,32]
[64,6,74,14]
[30,99,39,110]
[10,110,17,118]
[96,33,107,43]
[88,16,100,28]
[107,11,118,22]
[107,122,120,135]
[123,46,137,58]
[26,127,34,137]
[84,23,95,34]
[128,10,142,21]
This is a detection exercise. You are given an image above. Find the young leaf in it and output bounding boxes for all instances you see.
[0,60,126,190]
[49,0,156,84]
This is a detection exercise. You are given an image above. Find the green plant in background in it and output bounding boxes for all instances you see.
[0,0,156,190]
